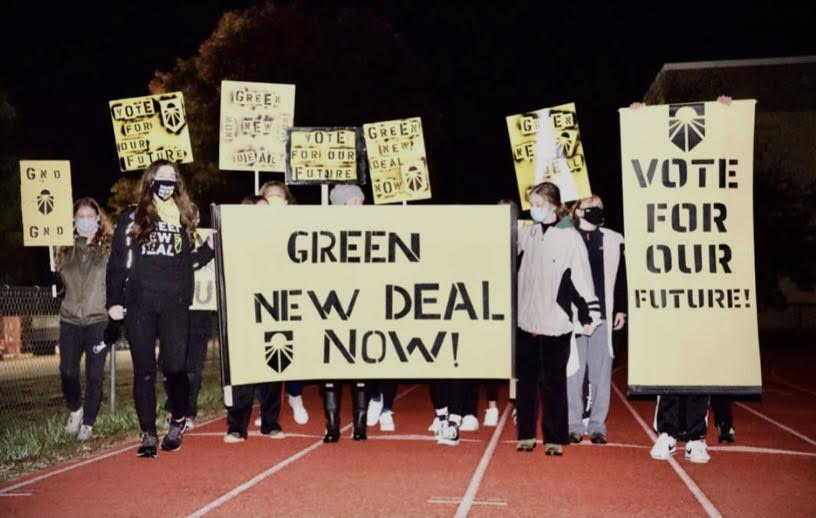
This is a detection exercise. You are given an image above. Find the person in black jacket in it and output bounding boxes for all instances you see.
[107,160,214,458]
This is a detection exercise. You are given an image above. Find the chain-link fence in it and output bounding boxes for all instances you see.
[0,285,223,436]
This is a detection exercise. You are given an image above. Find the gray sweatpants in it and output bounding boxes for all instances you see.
[567,321,612,436]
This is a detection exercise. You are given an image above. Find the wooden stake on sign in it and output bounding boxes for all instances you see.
[254,171,260,195]
[48,246,57,298]
[321,184,329,206]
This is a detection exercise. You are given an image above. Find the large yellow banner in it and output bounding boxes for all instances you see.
[20,161,73,247]
[620,100,761,394]
[285,127,367,185]
[219,81,295,172]
[109,92,194,172]
[190,229,216,311]
[214,205,515,386]
[506,102,591,210]
[363,117,431,204]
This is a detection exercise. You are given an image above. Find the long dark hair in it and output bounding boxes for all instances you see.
[131,160,198,243]
[55,197,113,270]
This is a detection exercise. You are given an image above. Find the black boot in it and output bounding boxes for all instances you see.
[323,383,341,443]
[352,382,367,441]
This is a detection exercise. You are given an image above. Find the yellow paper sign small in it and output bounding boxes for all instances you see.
[109,92,194,172]
[363,117,431,204]
[285,127,366,185]
[20,160,74,247]
[219,81,295,172]
[506,102,591,209]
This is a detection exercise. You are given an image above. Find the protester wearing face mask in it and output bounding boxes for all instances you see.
[107,160,215,457]
[54,198,114,441]
[566,195,627,445]
[515,182,601,456]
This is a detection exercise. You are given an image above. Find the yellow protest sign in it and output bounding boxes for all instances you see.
[213,205,515,386]
[620,99,761,394]
[285,127,367,185]
[19,161,73,247]
[219,81,295,172]
[109,92,193,172]
[363,117,431,204]
[506,102,591,209]
[190,229,216,311]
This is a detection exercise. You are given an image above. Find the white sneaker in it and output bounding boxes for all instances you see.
[184,417,195,431]
[650,433,677,460]
[288,395,309,425]
[223,432,245,444]
[437,420,460,446]
[77,424,93,441]
[379,410,395,432]
[483,407,499,427]
[254,416,262,427]
[367,397,384,427]
[428,416,444,433]
[64,408,83,436]
[685,440,711,464]
[460,414,479,432]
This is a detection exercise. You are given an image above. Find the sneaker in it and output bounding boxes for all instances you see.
[718,426,736,443]
[650,433,677,460]
[223,432,245,444]
[544,443,563,456]
[379,410,395,432]
[263,423,286,439]
[64,408,83,436]
[184,417,195,431]
[460,414,479,432]
[428,416,444,433]
[569,432,583,444]
[254,416,262,427]
[685,440,711,464]
[437,420,460,446]
[590,432,608,445]
[483,407,499,427]
[512,408,517,425]
[288,395,309,425]
[367,397,384,427]
[161,419,186,452]
[77,424,93,442]
[516,438,536,452]
[137,433,158,458]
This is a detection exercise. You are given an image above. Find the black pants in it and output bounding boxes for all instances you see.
[655,395,710,441]
[59,320,108,426]
[367,380,398,411]
[127,294,190,434]
[515,331,571,444]
[163,311,213,418]
[226,382,283,437]
[710,395,733,430]
[430,380,468,417]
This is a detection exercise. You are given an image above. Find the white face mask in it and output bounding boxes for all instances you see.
[75,217,98,237]
[530,206,552,223]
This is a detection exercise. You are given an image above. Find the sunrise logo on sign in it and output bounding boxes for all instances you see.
[264,331,294,373]
[668,103,706,152]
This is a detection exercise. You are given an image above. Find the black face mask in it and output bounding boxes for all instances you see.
[582,207,605,226]
[152,180,176,201]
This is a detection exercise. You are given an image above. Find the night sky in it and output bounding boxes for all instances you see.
[1,1,815,283]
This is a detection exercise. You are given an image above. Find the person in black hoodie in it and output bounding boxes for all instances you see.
[107,160,214,458]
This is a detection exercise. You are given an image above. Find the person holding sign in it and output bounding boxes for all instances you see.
[633,95,734,464]
[322,184,369,443]
[224,194,287,443]
[106,160,214,458]
[515,182,601,456]
[566,195,627,445]
[254,181,310,427]
[54,198,114,441]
